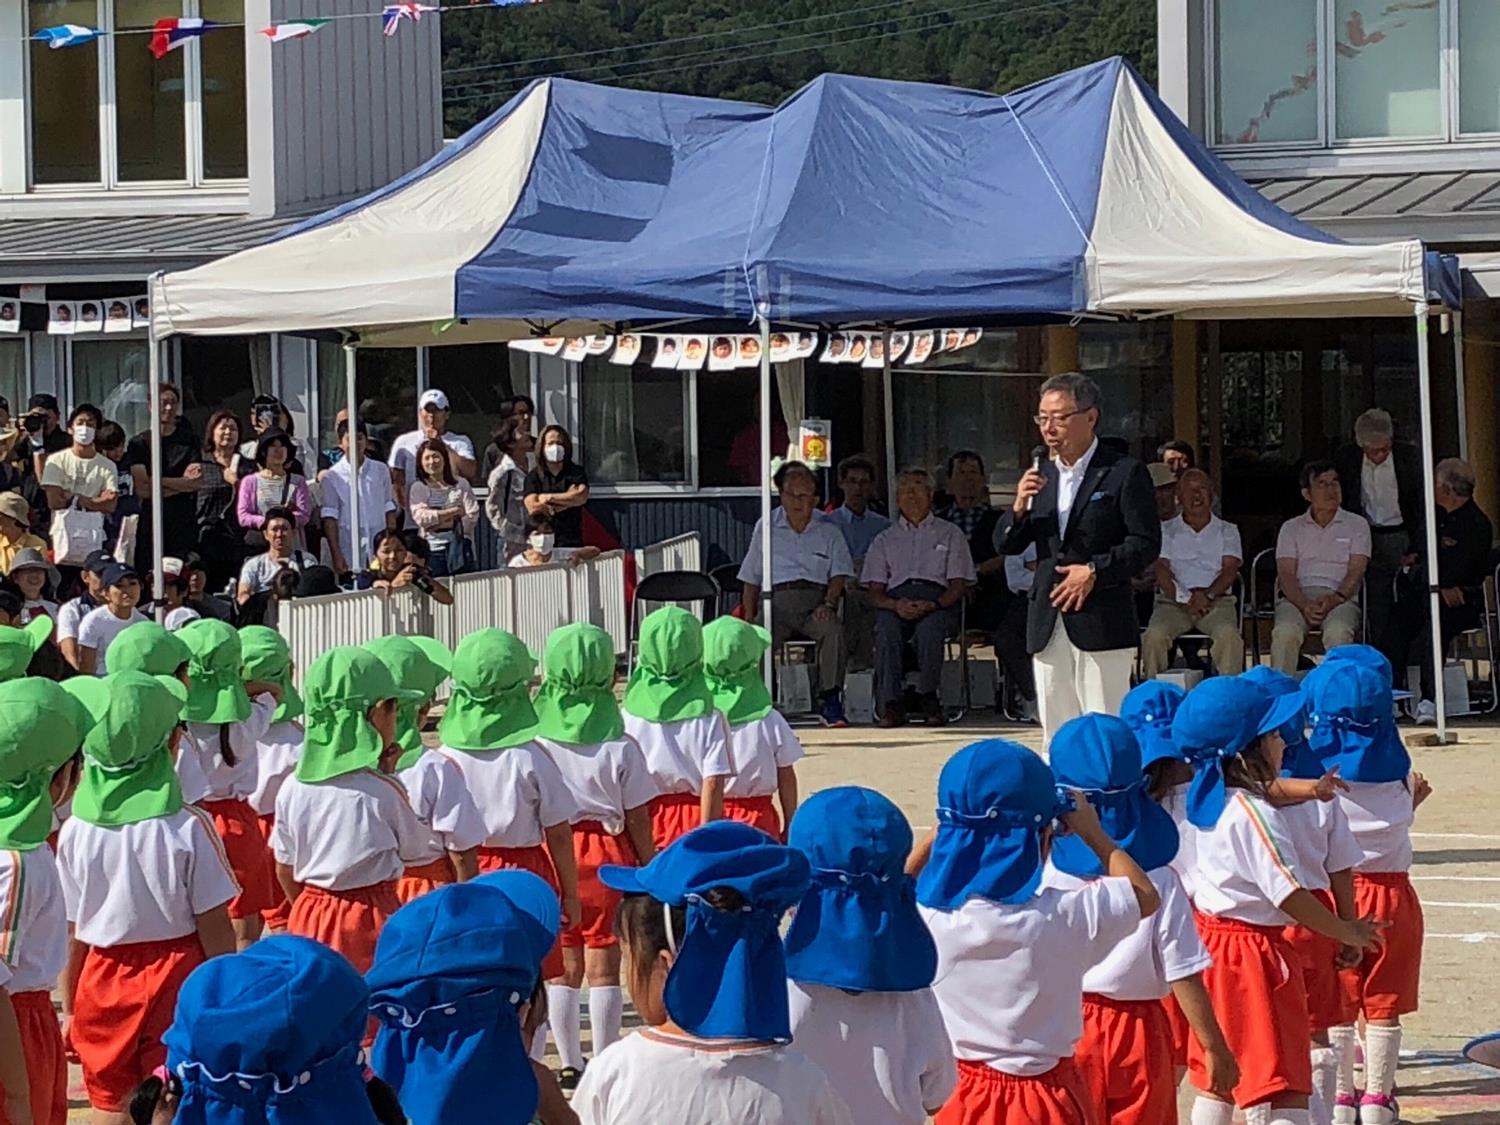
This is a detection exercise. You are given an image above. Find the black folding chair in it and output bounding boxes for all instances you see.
[709,563,743,617]
[629,570,720,674]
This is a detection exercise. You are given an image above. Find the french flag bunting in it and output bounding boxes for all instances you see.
[382,2,436,36]
[149,17,215,59]
[35,24,101,48]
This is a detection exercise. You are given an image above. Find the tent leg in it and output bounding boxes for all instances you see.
[1415,303,1453,743]
[1454,310,1469,462]
[345,341,363,574]
[882,327,896,514]
[758,315,774,694]
[147,275,164,622]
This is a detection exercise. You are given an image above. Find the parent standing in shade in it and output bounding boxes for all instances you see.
[996,373,1161,747]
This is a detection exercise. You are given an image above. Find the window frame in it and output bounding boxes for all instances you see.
[23,0,247,190]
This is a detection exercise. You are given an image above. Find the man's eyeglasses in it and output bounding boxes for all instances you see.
[1034,409,1088,427]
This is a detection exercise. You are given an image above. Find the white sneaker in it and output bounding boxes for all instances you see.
[1358,1093,1399,1123]
[1414,699,1437,726]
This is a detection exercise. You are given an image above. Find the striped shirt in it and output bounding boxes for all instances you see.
[0,846,68,993]
[1191,791,1304,927]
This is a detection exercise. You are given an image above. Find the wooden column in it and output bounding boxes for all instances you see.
[1464,304,1499,528]
[1043,326,1079,374]
[1172,320,1200,453]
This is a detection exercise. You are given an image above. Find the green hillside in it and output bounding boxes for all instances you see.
[441,0,1157,135]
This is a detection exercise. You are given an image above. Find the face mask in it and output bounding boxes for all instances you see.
[529,533,554,553]
[543,444,565,465]
[73,424,96,445]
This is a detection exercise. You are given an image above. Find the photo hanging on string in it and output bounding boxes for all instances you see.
[561,337,589,362]
[586,335,613,356]
[769,332,793,363]
[0,302,18,334]
[132,297,151,328]
[707,336,736,372]
[610,334,641,366]
[105,300,132,334]
[736,335,762,368]
[652,336,683,369]
[76,300,103,334]
[863,334,886,369]
[908,331,934,364]
[679,336,707,371]
[48,302,76,335]
[819,333,848,364]
[793,331,819,359]
[889,332,910,363]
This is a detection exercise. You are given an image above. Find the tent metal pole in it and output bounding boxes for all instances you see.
[758,315,774,693]
[1415,303,1452,742]
[344,340,363,574]
[882,327,896,513]
[147,275,165,622]
[1454,310,1469,461]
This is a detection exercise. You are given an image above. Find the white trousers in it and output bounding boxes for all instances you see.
[1034,618,1135,749]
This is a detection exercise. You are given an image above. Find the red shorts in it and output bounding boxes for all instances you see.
[1284,888,1358,1032]
[397,857,456,905]
[257,814,292,931]
[0,990,65,1125]
[1190,913,1311,1108]
[288,880,399,975]
[648,793,702,852]
[477,844,564,980]
[560,821,638,951]
[1075,994,1176,1125]
[1159,991,1190,1068]
[202,798,275,920]
[936,1057,1097,1125]
[1339,871,1422,1021]
[723,795,780,840]
[71,934,204,1112]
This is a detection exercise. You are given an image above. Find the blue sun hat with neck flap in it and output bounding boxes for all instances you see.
[1048,714,1179,878]
[600,820,810,1042]
[470,868,561,975]
[1303,657,1411,784]
[1241,666,1317,780]
[783,786,937,993]
[1120,680,1187,768]
[916,739,1069,910]
[1172,678,1305,829]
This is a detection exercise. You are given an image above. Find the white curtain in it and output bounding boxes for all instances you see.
[74,339,150,437]
[580,358,639,483]
[0,340,26,413]
[776,358,804,461]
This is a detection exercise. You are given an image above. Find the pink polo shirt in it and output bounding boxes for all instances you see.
[1275,507,1371,590]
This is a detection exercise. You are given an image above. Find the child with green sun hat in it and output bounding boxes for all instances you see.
[268,646,430,976]
[55,671,239,1120]
[176,617,283,950]
[0,679,95,1125]
[0,615,56,683]
[364,634,485,905]
[240,625,305,934]
[532,621,656,1084]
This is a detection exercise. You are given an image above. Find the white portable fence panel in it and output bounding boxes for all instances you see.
[508,563,575,655]
[278,588,388,683]
[569,551,628,652]
[636,533,701,580]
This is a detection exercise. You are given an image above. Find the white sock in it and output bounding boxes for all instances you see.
[588,985,624,1054]
[1191,1097,1235,1125]
[1245,1104,1272,1125]
[1310,1046,1337,1124]
[529,1021,549,1062]
[1270,1111,1311,1125]
[1328,1024,1358,1098]
[546,985,583,1070]
[1364,1024,1402,1097]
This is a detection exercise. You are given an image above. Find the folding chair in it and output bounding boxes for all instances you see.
[628,570,719,675]
[709,563,743,617]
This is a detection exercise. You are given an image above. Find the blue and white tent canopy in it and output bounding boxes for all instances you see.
[151,58,1458,344]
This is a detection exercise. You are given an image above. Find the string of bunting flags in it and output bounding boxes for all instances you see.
[29,0,539,49]
[0,296,151,335]
[508,328,985,370]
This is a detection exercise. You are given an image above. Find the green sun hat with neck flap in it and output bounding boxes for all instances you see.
[0,616,55,683]
[64,672,188,828]
[364,635,452,770]
[108,620,192,679]
[623,606,715,724]
[178,618,251,725]
[0,679,98,849]
[239,625,302,724]
[299,646,423,784]
[702,616,775,727]
[532,623,622,745]
[438,629,538,753]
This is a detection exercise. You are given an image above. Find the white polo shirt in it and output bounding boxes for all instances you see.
[184,695,277,803]
[1191,792,1304,926]
[1276,508,1372,591]
[534,736,658,835]
[58,805,240,947]
[438,741,575,850]
[271,769,430,890]
[0,846,67,993]
[397,750,489,866]
[1337,779,1417,873]
[622,712,735,796]
[723,710,805,799]
[920,877,1141,1077]
[1160,514,1243,601]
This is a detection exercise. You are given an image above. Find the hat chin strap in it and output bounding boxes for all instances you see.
[663,902,679,956]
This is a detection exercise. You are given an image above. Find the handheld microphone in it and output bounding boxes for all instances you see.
[1025,445,1047,511]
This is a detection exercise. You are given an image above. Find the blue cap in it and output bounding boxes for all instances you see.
[600,821,810,1041]
[1323,643,1394,691]
[1241,666,1319,780]
[1048,714,1179,877]
[101,562,138,588]
[470,868,561,973]
[916,739,1067,911]
[164,936,378,1125]
[1172,679,1304,829]
[783,787,938,993]
[1303,659,1411,784]
[366,884,543,1125]
[1120,681,1187,768]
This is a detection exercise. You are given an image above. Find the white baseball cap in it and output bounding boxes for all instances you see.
[419,389,450,412]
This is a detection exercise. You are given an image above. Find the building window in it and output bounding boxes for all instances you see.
[71,337,150,437]
[178,335,272,436]
[1213,0,1320,145]
[1459,0,1500,135]
[426,344,528,466]
[26,0,247,187]
[316,343,418,461]
[0,339,27,415]
[1332,0,1440,140]
[578,357,688,486]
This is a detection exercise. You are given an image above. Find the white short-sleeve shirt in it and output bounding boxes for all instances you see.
[534,736,658,834]
[786,982,956,1125]
[573,1028,854,1125]
[39,448,116,500]
[1160,514,1243,600]
[438,741,575,849]
[184,695,277,802]
[1337,779,1416,873]
[77,606,149,674]
[0,846,68,993]
[56,595,93,644]
[271,769,430,890]
[1276,508,1372,591]
[1191,792,1304,926]
[389,429,477,483]
[622,712,735,796]
[247,720,304,818]
[397,750,490,865]
[1162,782,1200,901]
[920,877,1141,1077]
[1281,798,1364,892]
[737,509,855,589]
[723,711,805,799]
[1044,865,1211,1001]
[58,806,240,947]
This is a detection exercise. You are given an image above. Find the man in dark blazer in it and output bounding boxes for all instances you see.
[996,373,1161,746]
[1335,407,1424,643]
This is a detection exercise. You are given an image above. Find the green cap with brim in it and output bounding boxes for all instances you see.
[0,679,97,849]
[532,623,623,745]
[298,646,423,784]
[65,673,188,827]
[0,616,55,683]
[364,635,452,769]
[239,625,302,723]
[179,618,252,725]
[438,629,538,753]
[108,621,191,679]
[702,616,775,727]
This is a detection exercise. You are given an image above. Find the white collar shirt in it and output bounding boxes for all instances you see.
[1055,438,1099,538]
[1361,455,1403,529]
[1161,514,1243,601]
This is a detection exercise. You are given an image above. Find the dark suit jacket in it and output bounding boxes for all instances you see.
[995,443,1161,654]
[1336,441,1424,540]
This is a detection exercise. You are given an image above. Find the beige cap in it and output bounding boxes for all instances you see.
[0,492,30,528]
[1148,462,1177,489]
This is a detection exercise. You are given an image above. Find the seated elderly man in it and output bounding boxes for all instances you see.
[739,460,854,727]
[1141,468,1244,677]
[862,468,976,728]
[1271,460,1371,673]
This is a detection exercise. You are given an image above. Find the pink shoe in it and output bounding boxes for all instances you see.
[1359,1092,1399,1123]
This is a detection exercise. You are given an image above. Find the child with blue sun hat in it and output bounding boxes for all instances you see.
[913,738,1159,1124]
[1120,681,1196,893]
[783,786,954,1125]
